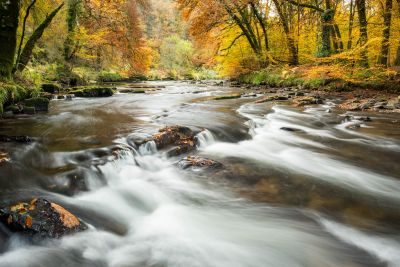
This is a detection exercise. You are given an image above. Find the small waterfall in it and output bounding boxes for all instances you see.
[138,140,157,156]
[195,129,216,148]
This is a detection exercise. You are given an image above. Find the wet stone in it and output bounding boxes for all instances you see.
[0,152,10,163]
[0,198,87,238]
[280,127,305,133]
[0,135,32,143]
[142,126,197,157]
[177,156,222,170]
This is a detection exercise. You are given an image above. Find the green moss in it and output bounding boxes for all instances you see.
[119,89,145,94]
[0,82,35,114]
[69,86,115,97]
[24,97,50,111]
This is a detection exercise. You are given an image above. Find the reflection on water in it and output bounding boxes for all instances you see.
[0,81,399,267]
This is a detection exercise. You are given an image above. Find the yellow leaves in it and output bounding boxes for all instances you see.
[51,203,80,228]
[25,216,33,228]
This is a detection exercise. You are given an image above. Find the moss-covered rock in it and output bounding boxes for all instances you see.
[23,106,36,114]
[6,104,24,114]
[69,86,115,97]
[119,89,145,94]
[213,93,242,100]
[0,82,32,114]
[41,83,61,93]
[24,97,50,112]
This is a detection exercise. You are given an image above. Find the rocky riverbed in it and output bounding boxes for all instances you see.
[0,81,399,267]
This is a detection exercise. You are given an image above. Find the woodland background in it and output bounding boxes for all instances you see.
[0,0,400,103]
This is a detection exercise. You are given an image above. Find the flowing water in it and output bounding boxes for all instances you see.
[0,81,399,267]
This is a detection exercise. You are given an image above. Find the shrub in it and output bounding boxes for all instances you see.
[98,71,123,82]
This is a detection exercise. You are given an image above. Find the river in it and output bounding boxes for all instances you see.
[0,81,399,267]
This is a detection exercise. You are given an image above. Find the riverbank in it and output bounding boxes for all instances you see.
[236,65,400,93]
[1,64,400,117]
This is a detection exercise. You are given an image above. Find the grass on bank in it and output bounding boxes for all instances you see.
[237,65,400,92]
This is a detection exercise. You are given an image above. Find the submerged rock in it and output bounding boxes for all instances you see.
[178,156,222,170]
[0,151,10,163]
[0,135,31,143]
[280,127,305,133]
[293,96,323,106]
[353,116,372,122]
[255,95,288,103]
[213,93,242,100]
[0,198,87,238]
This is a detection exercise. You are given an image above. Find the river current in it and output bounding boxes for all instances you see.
[0,81,399,267]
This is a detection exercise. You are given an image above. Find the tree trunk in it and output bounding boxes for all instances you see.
[394,0,400,65]
[15,0,37,72]
[378,0,393,66]
[347,0,355,49]
[0,0,20,79]
[64,0,80,62]
[333,24,344,51]
[15,3,64,73]
[395,46,400,65]
[318,0,334,58]
[272,0,298,65]
[356,0,369,67]
[250,2,270,64]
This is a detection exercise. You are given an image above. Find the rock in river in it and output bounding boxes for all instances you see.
[142,126,197,156]
[24,97,50,112]
[178,156,222,170]
[0,151,10,163]
[0,198,87,238]
[0,135,31,143]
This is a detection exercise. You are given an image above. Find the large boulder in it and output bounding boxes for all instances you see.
[151,126,195,149]
[24,97,50,112]
[143,126,197,156]
[69,86,115,97]
[0,198,87,238]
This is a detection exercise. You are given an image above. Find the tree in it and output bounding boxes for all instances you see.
[160,35,194,76]
[393,0,400,66]
[272,0,299,65]
[64,0,81,63]
[14,3,64,73]
[283,0,343,57]
[178,0,271,64]
[0,0,21,79]
[356,0,369,67]
[378,0,393,66]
